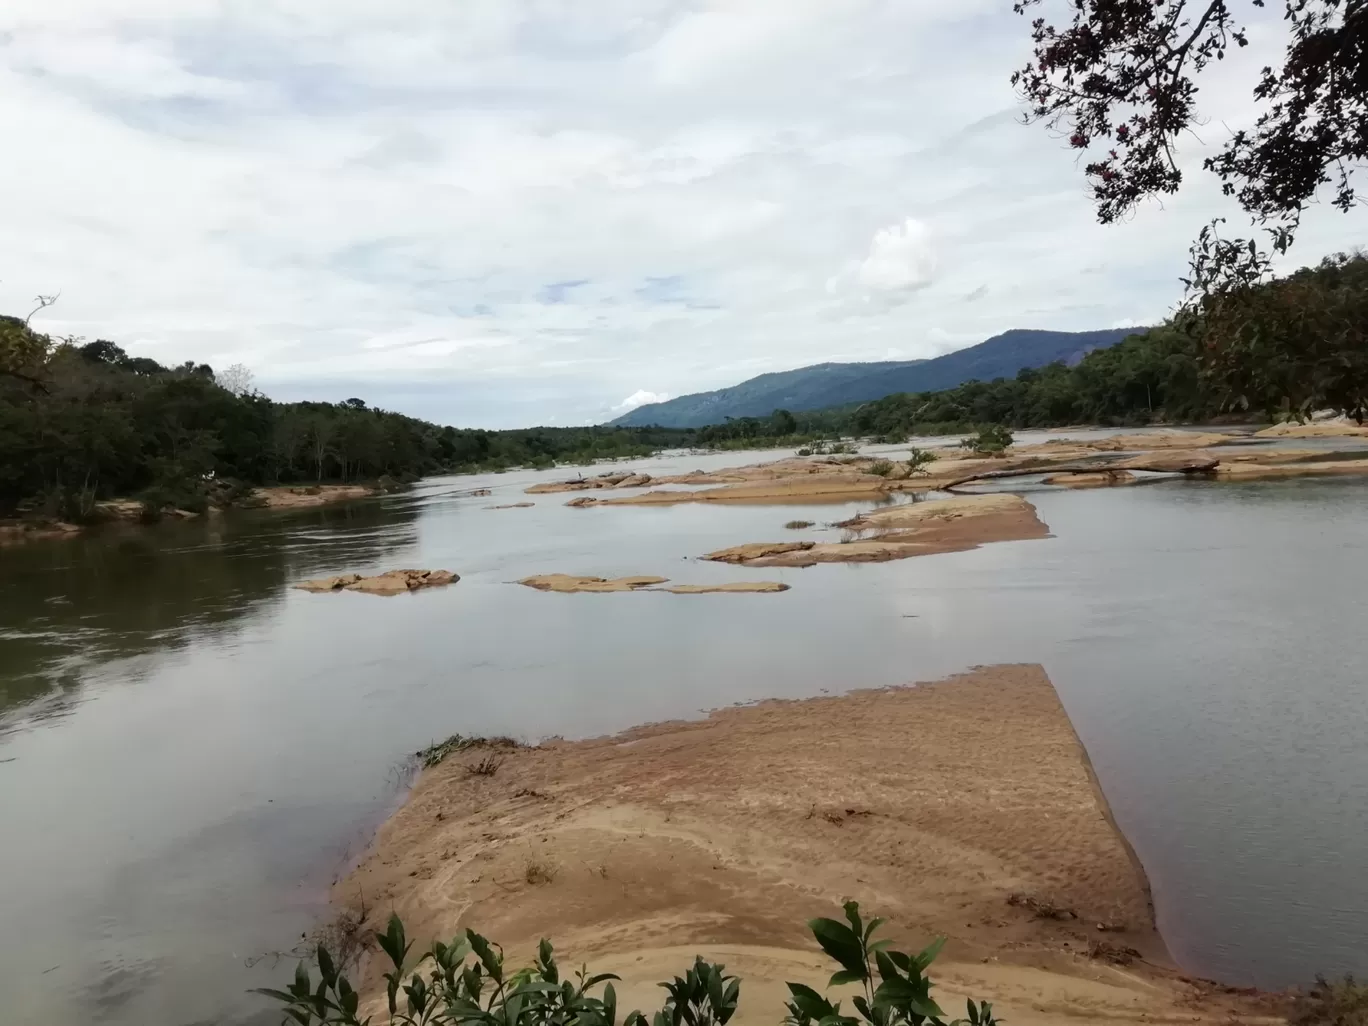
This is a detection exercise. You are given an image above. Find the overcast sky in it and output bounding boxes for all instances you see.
[1,1,1363,428]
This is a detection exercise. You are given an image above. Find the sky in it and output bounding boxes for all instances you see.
[0,1,1363,429]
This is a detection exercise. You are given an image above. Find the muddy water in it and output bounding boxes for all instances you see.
[2,438,1367,1024]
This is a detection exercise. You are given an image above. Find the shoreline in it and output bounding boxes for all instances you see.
[328,665,1270,1025]
[0,482,386,545]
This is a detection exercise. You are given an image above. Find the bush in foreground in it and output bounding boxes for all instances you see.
[259,901,999,1026]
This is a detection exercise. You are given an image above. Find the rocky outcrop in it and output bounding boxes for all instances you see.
[525,472,654,494]
[485,502,535,509]
[293,569,459,595]
[565,496,600,508]
[518,574,668,593]
[707,495,1050,568]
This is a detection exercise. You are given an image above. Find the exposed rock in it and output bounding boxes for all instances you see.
[1108,450,1220,473]
[660,581,791,594]
[707,495,1050,568]
[1254,419,1368,438]
[565,496,600,508]
[526,479,598,494]
[1043,470,1137,488]
[703,541,816,564]
[255,484,378,509]
[1213,458,1368,481]
[293,569,458,595]
[485,502,535,510]
[519,574,668,593]
[1089,431,1236,451]
[517,574,788,594]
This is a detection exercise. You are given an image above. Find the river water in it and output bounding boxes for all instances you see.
[2,435,1367,1025]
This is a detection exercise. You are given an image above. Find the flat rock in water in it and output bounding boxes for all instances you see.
[661,582,790,594]
[519,574,668,593]
[1110,450,1219,473]
[1042,469,1137,488]
[293,569,458,595]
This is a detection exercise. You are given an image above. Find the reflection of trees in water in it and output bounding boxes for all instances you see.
[0,501,419,722]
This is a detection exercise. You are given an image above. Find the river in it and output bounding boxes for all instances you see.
[2,435,1366,1025]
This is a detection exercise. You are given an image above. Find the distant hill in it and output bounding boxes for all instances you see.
[610,328,1142,428]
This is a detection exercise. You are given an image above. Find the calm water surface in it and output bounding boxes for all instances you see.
[2,437,1367,1025]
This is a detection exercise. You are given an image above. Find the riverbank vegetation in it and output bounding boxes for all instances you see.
[0,330,696,520]
[4,252,1364,523]
[261,902,999,1026]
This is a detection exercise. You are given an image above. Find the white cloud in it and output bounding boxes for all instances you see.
[0,0,1363,428]
[613,389,671,413]
[856,217,936,293]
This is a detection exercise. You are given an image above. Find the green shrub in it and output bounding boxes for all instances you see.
[905,449,938,475]
[258,902,998,1026]
[784,520,814,530]
[958,426,1013,457]
[1291,975,1368,1026]
[796,448,814,457]
[868,460,894,477]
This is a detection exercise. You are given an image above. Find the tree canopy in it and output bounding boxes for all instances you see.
[1012,1,1367,417]
[1012,0,1366,268]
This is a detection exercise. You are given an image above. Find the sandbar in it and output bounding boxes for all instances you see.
[334,665,1265,1026]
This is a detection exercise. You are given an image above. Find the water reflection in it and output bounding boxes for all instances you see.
[0,501,419,726]
[1,452,1366,1025]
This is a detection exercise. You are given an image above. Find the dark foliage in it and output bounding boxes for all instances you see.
[1011,0,1366,266]
[0,335,696,518]
[258,902,998,1026]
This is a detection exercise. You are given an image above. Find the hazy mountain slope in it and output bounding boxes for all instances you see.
[610,327,1140,428]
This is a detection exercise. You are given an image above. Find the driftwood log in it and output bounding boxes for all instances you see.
[940,453,1219,492]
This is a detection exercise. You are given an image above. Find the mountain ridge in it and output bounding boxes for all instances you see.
[609,327,1143,428]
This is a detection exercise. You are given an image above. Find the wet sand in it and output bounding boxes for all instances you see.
[335,666,1269,1026]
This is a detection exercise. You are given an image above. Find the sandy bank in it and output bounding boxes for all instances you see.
[704,494,1049,567]
[253,483,378,509]
[1043,469,1136,488]
[335,666,1264,1026]
[518,574,788,594]
[1255,419,1368,438]
[1213,457,1368,481]
[293,568,458,595]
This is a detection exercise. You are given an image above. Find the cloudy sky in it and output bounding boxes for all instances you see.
[1,1,1362,428]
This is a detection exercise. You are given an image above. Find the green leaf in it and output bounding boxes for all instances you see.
[862,917,886,942]
[842,901,864,940]
[467,930,504,984]
[251,987,305,1004]
[874,950,902,984]
[786,983,837,1021]
[914,936,946,970]
[828,970,864,988]
[808,918,866,979]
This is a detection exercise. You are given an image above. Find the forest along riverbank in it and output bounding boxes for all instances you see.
[332,666,1272,1026]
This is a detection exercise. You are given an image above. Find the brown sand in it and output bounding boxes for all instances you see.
[336,666,1265,1026]
[704,495,1050,567]
[518,574,789,594]
[1213,458,1368,481]
[1043,470,1137,488]
[255,484,377,509]
[293,569,458,595]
